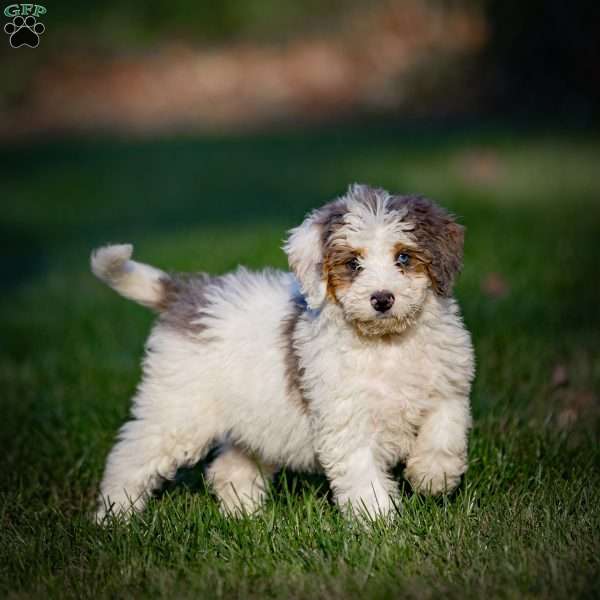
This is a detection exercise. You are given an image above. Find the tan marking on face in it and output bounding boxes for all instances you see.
[393,241,449,295]
[323,244,365,301]
[392,242,430,276]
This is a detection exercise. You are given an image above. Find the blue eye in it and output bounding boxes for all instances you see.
[396,252,411,267]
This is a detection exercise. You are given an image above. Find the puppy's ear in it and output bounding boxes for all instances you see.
[284,200,348,309]
[401,196,465,297]
[428,220,464,296]
[283,209,327,309]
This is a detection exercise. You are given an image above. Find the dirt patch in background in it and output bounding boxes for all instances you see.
[0,2,487,139]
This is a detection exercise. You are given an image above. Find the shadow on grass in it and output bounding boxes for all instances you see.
[159,455,433,510]
[159,454,334,507]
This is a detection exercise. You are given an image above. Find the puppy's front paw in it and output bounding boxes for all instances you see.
[405,452,465,495]
[337,487,399,520]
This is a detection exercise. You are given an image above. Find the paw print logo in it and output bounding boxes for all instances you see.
[4,15,45,48]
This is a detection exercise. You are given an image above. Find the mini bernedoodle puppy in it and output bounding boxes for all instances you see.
[92,184,474,522]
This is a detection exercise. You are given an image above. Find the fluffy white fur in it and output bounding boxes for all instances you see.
[92,184,475,522]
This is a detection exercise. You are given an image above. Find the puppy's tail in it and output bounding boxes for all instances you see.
[91,244,169,311]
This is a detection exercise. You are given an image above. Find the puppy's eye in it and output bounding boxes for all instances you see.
[346,257,362,272]
[396,252,411,267]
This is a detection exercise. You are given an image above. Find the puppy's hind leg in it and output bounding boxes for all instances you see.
[95,396,220,523]
[206,444,276,516]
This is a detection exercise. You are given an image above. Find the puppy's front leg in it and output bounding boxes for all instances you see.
[319,436,398,518]
[405,398,471,495]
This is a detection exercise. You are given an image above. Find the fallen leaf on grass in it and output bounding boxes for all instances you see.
[481,272,510,298]
[551,364,569,388]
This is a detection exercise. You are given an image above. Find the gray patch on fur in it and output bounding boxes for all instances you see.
[390,194,464,296]
[280,293,310,415]
[158,273,221,334]
[317,199,349,249]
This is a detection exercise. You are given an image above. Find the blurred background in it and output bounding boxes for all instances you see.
[1,0,599,136]
[1,1,599,595]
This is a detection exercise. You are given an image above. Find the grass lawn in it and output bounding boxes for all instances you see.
[0,122,599,599]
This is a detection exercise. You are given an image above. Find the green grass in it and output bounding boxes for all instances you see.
[1,122,599,599]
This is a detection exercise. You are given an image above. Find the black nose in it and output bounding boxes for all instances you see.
[370,291,395,313]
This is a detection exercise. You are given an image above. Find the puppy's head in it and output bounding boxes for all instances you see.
[284,184,464,336]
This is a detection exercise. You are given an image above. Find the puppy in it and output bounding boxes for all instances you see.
[92,184,474,521]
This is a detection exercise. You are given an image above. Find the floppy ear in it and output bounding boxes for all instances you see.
[283,209,327,309]
[400,196,465,297]
[427,220,464,296]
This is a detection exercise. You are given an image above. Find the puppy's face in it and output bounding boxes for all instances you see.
[285,185,464,337]
[322,211,431,336]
